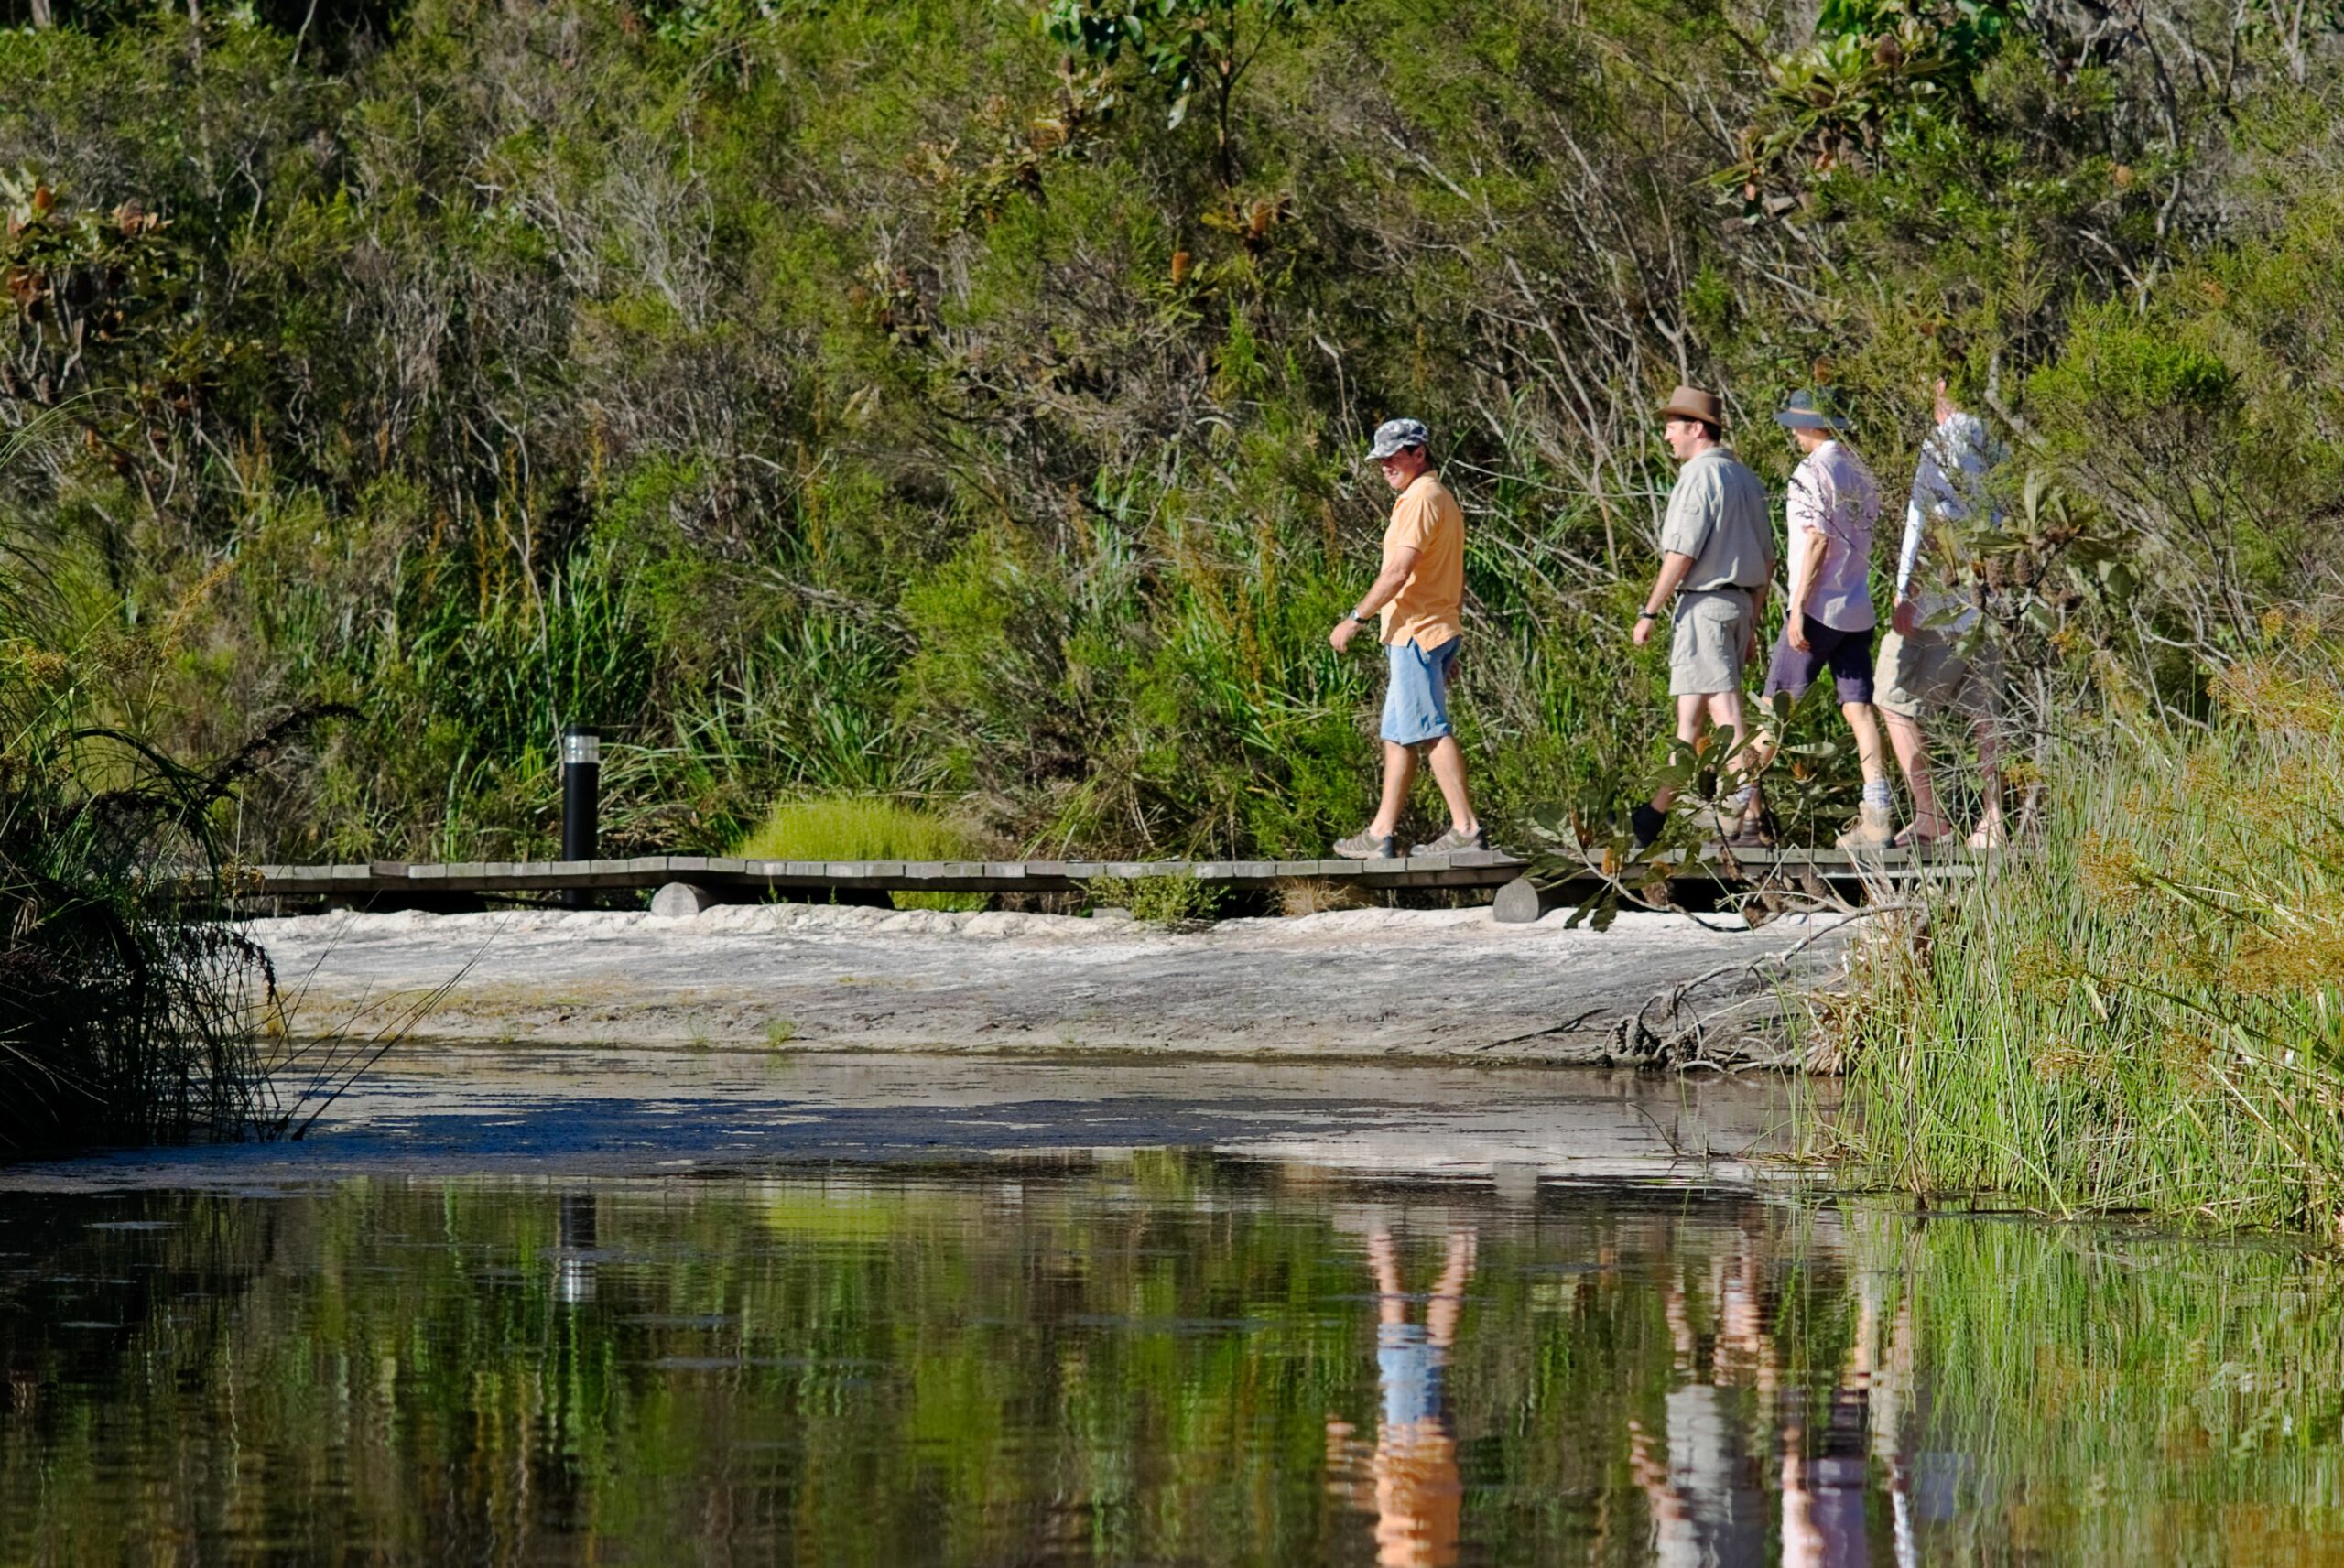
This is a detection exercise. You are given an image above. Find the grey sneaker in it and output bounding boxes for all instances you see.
[1333,828,1397,860]
[1408,826,1487,856]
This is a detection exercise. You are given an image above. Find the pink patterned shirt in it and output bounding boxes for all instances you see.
[1785,440,1882,632]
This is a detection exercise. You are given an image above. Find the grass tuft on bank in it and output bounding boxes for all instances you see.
[733,796,987,912]
[1832,652,2344,1236]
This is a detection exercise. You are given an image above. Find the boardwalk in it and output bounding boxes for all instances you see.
[246,846,1975,916]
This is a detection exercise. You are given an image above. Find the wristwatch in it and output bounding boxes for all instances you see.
[1345,611,1366,623]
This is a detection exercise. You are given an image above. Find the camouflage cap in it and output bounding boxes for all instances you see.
[1365,417,1430,460]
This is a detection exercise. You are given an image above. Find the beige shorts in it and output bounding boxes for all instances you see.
[1669,589,1753,697]
[1874,624,2002,720]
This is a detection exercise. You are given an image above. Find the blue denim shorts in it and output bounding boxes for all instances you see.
[1380,635,1460,744]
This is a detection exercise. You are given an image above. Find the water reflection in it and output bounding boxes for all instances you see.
[555,1189,598,1305]
[0,1159,2338,1564]
[1326,1221,1477,1566]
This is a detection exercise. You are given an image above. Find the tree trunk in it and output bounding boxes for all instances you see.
[28,0,55,28]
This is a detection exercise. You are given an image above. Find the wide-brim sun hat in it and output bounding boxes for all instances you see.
[1774,388,1847,432]
[1657,384,1726,428]
[1365,417,1430,460]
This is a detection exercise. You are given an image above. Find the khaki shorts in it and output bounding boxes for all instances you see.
[1874,624,2002,720]
[1669,589,1753,697]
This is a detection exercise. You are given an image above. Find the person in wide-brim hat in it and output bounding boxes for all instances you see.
[1742,386,1897,854]
[1773,388,1847,434]
[1657,384,1727,431]
[1627,384,1774,847]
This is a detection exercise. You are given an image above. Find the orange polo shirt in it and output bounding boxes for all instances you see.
[1379,472,1465,651]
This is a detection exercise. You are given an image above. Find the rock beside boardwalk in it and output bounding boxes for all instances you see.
[254,904,1851,1065]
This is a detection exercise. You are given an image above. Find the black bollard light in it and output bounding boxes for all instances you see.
[561,725,600,908]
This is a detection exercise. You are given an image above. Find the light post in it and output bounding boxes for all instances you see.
[561,726,600,908]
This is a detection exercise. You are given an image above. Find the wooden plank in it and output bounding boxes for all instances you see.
[247,848,1979,905]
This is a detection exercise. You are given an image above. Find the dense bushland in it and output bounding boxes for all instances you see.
[0,0,2276,865]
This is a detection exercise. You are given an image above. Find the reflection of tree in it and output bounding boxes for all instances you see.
[1328,1224,1477,1568]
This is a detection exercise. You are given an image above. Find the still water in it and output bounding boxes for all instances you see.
[5,1152,2341,1564]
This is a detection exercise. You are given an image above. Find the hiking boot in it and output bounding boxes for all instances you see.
[1409,825,1487,856]
[1629,803,1667,850]
[1333,827,1397,860]
[1835,802,1897,851]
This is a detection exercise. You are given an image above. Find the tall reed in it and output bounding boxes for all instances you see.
[1833,643,2344,1235]
[0,750,273,1152]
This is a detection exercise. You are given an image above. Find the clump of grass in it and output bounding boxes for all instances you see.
[732,796,987,912]
[1830,650,2344,1236]
[1088,875,1224,926]
[0,705,277,1153]
[1276,877,1373,917]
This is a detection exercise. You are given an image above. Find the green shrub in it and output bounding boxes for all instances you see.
[1087,874,1225,925]
[732,795,987,911]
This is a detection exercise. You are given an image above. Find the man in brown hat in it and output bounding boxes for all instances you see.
[1629,385,1774,845]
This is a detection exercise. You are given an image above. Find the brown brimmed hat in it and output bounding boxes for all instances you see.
[1657,384,1726,428]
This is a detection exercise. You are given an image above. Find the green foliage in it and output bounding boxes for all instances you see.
[1734,0,2020,194]
[733,795,982,862]
[733,794,988,910]
[0,431,275,1151]
[0,0,2326,890]
[1087,871,1225,924]
[1834,638,2344,1232]
[1040,0,1340,178]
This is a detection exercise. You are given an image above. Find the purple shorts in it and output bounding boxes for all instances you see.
[1763,620,1875,704]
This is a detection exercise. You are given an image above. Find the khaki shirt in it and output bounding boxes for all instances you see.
[1380,471,1465,650]
[1659,446,1774,591]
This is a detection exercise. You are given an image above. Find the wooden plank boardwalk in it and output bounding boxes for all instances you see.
[245,846,1978,910]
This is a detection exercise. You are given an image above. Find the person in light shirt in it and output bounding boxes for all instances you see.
[1737,389,1896,849]
[1874,377,2007,849]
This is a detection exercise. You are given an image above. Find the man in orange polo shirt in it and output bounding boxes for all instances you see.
[1329,418,1482,859]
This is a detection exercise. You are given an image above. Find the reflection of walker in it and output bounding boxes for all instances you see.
[1334,1226,1477,1568]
